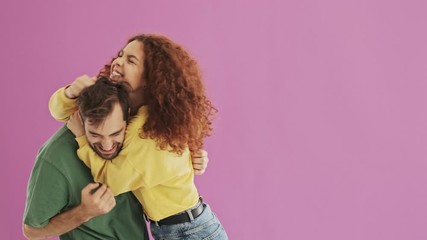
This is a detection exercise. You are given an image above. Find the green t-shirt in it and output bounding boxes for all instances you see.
[23,126,148,240]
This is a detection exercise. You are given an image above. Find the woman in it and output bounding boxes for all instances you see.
[49,34,228,239]
[49,34,209,174]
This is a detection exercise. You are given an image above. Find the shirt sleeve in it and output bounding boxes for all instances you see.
[23,159,70,228]
[75,136,108,184]
[49,86,78,122]
[76,136,144,196]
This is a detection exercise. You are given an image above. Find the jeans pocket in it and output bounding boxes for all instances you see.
[191,213,228,240]
[201,224,226,240]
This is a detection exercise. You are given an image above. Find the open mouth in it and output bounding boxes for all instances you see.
[95,144,117,156]
[110,69,123,81]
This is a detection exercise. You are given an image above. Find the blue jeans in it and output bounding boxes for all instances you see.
[150,204,228,240]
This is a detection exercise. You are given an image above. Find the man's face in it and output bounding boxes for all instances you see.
[83,103,126,160]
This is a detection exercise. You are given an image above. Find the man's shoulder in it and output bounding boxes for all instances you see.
[37,125,78,164]
[31,125,91,188]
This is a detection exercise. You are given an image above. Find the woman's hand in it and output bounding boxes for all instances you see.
[65,75,97,99]
[191,149,209,175]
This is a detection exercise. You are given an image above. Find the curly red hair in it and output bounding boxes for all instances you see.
[99,34,216,154]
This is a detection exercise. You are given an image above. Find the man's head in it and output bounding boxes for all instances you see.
[77,78,130,160]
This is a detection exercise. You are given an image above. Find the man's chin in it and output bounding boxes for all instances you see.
[95,151,119,160]
[91,145,121,160]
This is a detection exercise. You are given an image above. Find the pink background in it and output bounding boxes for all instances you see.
[2,0,427,239]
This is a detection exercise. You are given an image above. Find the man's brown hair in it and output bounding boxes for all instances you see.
[77,77,130,127]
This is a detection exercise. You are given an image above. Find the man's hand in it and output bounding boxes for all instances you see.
[67,111,84,137]
[79,183,116,221]
[191,149,209,175]
[65,75,97,99]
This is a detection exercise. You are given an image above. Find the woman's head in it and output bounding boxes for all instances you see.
[109,39,145,94]
[99,34,216,153]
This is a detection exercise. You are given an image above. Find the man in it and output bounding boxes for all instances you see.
[23,125,147,239]
[23,80,209,239]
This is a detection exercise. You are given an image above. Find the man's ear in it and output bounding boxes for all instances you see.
[78,111,84,127]
[126,107,131,123]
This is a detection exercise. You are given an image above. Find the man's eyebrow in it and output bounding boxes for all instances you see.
[88,128,123,137]
[88,130,101,136]
[109,128,124,136]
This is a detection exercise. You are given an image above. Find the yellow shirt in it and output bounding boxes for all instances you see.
[49,87,200,220]
[49,86,78,122]
[76,107,199,221]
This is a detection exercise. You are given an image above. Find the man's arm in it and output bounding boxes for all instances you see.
[23,205,89,240]
[23,183,115,240]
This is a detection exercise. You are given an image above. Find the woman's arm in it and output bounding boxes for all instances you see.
[67,111,143,195]
[75,136,144,196]
[48,75,96,121]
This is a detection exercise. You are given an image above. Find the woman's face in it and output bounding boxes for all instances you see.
[110,40,145,92]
